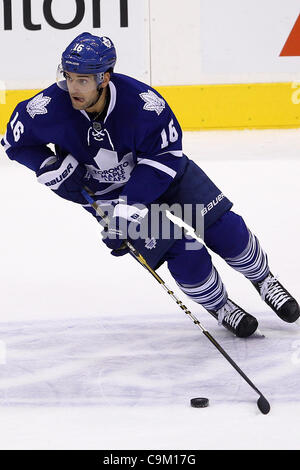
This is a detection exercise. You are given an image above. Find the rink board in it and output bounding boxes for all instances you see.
[1,82,300,134]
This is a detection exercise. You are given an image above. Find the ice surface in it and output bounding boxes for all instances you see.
[0,129,299,449]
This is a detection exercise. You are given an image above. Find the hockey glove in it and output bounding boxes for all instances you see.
[102,202,148,257]
[36,154,89,204]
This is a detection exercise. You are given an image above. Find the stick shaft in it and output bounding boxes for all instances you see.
[82,188,268,403]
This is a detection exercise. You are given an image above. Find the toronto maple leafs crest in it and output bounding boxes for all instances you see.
[26,93,51,119]
[139,90,165,116]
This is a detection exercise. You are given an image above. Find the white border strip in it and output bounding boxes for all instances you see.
[137,158,176,178]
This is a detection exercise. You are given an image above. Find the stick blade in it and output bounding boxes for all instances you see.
[257,395,271,415]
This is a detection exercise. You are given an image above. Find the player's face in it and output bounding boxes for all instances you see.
[65,72,99,110]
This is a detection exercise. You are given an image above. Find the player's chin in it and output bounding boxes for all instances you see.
[71,97,86,109]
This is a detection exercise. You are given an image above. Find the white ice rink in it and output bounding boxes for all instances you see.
[0,129,299,450]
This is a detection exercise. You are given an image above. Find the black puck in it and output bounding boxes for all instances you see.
[190,397,209,408]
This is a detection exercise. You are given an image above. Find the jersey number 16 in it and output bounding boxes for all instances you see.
[11,112,24,142]
[161,119,179,149]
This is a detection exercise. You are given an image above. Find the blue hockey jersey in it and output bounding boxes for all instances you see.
[1,73,188,210]
[1,73,233,232]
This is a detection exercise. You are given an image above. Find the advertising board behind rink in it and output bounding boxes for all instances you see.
[0,0,150,89]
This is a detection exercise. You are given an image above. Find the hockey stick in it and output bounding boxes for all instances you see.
[82,188,271,415]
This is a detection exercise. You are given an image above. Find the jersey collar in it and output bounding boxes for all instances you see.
[104,81,116,123]
[79,80,116,123]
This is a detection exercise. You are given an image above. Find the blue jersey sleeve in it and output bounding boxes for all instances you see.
[120,91,186,205]
[1,94,56,172]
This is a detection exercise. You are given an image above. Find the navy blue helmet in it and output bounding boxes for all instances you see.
[57,32,117,91]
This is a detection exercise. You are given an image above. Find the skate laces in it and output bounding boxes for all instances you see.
[259,274,291,309]
[217,300,244,328]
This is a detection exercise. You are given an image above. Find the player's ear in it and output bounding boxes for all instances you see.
[100,72,111,88]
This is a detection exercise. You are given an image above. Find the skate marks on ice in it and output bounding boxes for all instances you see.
[0,312,299,407]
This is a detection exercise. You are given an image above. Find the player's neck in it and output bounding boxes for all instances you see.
[86,87,107,114]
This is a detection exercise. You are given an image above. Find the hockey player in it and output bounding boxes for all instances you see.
[1,32,299,337]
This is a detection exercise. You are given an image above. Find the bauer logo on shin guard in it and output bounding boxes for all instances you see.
[201,193,225,216]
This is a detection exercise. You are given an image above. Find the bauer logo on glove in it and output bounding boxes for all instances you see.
[44,162,74,188]
[36,154,90,205]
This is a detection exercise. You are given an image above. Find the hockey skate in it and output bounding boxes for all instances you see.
[209,299,258,338]
[252,272,300,323]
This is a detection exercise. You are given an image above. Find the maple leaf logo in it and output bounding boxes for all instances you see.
[139,90,165,116]
[26,93,51,119]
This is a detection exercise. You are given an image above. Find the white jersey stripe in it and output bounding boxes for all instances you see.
[137,158,176,178]
[157,150,183,157]
[93,182,126,196]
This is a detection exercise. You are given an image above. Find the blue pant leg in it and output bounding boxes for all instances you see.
[161,159,233,231]
[164,235,228,311]
[165,236,212,285]
[204,210,250,258]
[204,210,269,281]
